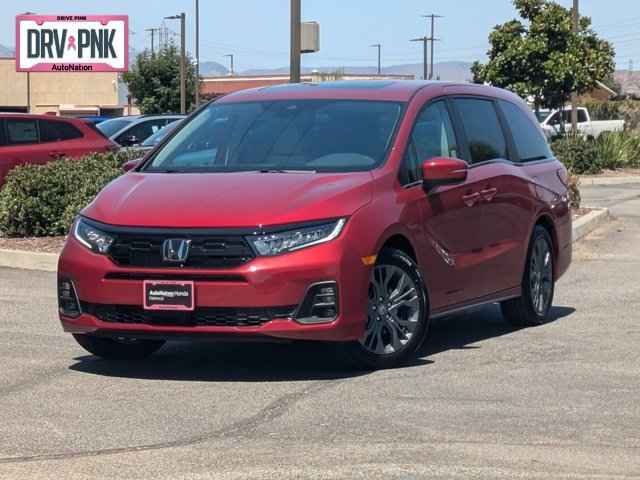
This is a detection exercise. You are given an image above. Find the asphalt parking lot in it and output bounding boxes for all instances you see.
[1,183,639,479]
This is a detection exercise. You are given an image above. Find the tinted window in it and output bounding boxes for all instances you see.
[146,100,403,173]
[500,101,552,162]
[454,98,507,164]
[141,121,180,147]
[39,120,83,142]
[117,119,167,145]
[0,120,6,146]
[6,119,38,145]
[400,101,458,185]
[97,117,135,137]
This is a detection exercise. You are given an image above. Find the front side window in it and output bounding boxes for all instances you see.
[6,119,38,145]
[454,98,507,164]
[145,100,403,173]
[39,120,83,143]
[116,120,167,145]
[400,101,458,185]
[499,101,552,162]
[0,120,6,146]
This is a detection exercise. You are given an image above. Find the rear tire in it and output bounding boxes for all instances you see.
[73,334,165,360]
[501,226,555,327]
[341,248,429,370]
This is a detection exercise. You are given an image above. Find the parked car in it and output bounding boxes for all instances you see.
[122,121,182,155]
[78,115,114,125]
[539,107,624,139]
[58,81,572,369]
[97,115,185,147]
[0,114,117,187]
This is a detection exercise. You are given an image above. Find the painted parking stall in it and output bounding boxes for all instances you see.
[16,14,128,72]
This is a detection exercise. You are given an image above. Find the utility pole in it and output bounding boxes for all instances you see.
[22,11,36,113]
[410,37,429,80]
[371,44,382,75]
[422,14,442,80]
[146,28,160,54]
[165,13,187,114]
[571,0,579,132]
[195,0,200,107]
[290,0,301,83]
[224,54,235,76]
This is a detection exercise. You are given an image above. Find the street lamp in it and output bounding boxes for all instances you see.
[195,0,200,107]
[224,54,235,76]
[290,0,301,83]
[165,13,186,114]
[22,11,37,113]
[370,44,381,75]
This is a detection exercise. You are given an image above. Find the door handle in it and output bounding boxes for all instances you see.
[480,187,498,202]
[462,192,481,207]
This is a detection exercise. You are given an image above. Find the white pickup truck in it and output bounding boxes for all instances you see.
[538,107,625,140]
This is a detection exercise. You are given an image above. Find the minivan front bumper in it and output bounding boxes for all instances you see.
[58,228,371,342]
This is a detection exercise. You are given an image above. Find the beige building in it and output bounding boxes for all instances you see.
[0,57,134,116]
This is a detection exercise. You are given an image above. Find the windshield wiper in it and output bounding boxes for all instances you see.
[258,169,316,174]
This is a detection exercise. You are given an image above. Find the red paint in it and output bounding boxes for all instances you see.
[58,82,572,342]
[0,114,117,187]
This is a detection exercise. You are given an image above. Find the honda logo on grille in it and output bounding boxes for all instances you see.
[162,239,191,263]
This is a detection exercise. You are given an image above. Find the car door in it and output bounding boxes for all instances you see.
[447,96,523,300]
[399,99,489,308]
[0,118,52,180]
[38,119,86,159]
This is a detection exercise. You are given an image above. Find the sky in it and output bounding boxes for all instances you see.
[3,0,639,71]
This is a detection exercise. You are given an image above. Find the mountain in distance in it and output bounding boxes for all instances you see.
[0,44,14,57]
[199,61,229,76]
[238,61,475,82]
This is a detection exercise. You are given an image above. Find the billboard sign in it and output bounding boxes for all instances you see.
[16,15,128,72]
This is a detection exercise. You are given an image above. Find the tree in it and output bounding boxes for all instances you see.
[472,0,615,118]
[123,45,199,114]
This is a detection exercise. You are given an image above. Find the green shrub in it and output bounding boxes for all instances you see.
[585,101,622,121]
[592,131,640,170]
[0,151,140,237]
[551,134,602,174]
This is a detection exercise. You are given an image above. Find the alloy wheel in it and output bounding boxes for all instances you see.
[360,264,422,355]
[529,236,553,315]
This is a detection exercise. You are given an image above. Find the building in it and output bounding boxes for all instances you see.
[201,72,415,100]
[0,57,134,116]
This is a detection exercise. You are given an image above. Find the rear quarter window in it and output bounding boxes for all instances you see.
[499,101,552,162]
[39,120,84,143]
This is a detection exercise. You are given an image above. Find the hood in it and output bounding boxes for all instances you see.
[82,171,373,228]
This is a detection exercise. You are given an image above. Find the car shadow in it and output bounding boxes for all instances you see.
[68,304,575,382]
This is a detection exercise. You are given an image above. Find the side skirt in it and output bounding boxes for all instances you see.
[429,286,521,320]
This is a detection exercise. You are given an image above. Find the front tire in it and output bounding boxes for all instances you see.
[341,248,429,370]
[501,226,555,327]
[73,334,165,360]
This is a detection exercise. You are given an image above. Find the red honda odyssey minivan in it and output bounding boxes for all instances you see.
[58,81,572,369]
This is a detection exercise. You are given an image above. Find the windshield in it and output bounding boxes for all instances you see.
[144,100,403,173]
[141,122,180,147]
[97,118,135,137]
[535,110,550,123]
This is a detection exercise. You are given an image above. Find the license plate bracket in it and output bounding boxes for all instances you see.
[143,280,194,311]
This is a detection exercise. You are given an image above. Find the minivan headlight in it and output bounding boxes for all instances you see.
[73,218,114,254]
[247,219,346,256]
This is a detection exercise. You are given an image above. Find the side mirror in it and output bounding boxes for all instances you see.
[122,159,141,172]
[422,157,468,191]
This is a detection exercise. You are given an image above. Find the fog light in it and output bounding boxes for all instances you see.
[295,282,339,324]
[58,278,81,318]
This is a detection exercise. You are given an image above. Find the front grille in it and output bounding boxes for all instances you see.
[81,302,297,327]
[108,234,255,269]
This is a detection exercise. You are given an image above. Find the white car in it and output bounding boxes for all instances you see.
[539,107,624,140]
[97,115,185,147]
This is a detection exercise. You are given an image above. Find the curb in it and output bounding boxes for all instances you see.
[0,248,58,272]
[572,207,610,243]
[0,208,611,273]
[578,176,640,186]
